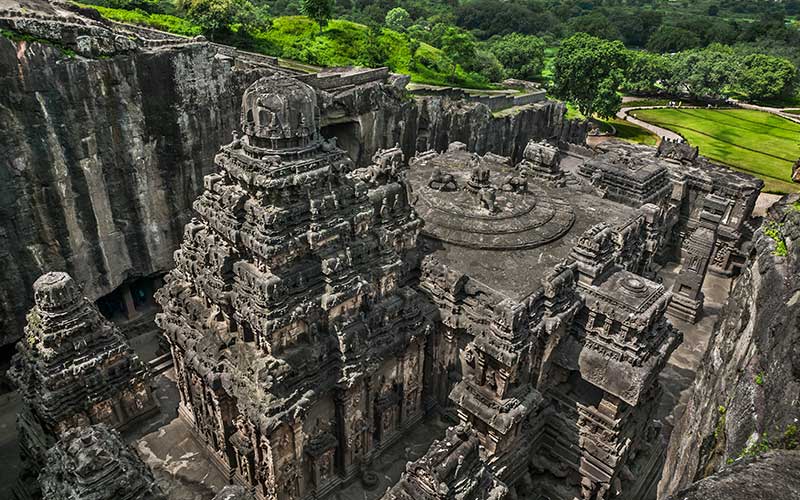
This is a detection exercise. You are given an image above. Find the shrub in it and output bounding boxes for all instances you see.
[763,221,788,257]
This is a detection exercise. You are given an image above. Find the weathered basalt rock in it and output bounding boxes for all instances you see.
[382,423,508,500]
[213,485,255,500]
[40,423,166,500]
[8,271,157,496]
[659,195,800,497]
[665,450,800,500]
[0,13,277,346]
[0,5,584,349]
[155,75,434,500]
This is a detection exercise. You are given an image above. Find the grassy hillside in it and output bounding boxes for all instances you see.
[75,6,492,88]
[634,108,800,193]
[250,16,490,88]
[76,3,201,36]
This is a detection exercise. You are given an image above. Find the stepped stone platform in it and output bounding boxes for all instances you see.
[409,148,576,251]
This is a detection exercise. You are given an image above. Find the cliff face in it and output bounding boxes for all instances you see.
[415,95,585,162]
[319,76,585,168]
[0,6,584,347]
[665,450,800,500]
[0,36,270,344]
[659,196,800,497]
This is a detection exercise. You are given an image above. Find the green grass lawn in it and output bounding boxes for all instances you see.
[561,103,658,146]
[607,118,658,146]
[784,109,800,115]
[634,108,800,193]
[623,97,710,108]
[539,46,557,84]
[622,98,671,108]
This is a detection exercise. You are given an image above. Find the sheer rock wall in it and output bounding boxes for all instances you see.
[0,4,584,348]
[665,450,800,500]
[659,196,800,497]
[0,36,272,345]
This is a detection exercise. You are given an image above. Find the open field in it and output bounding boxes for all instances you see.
[633,108,800,193]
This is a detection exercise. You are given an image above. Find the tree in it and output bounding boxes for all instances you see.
[671,45,736,99]
[735,54,797,100]
[385,7,411,32]
[456,0,540,37]
[646,25,701,53]
[610,10,663,48]
[624,50,675,95]
[440,27,476,80]
[300,0,334,33]
[552,33,629,118]
[360,25,391,68]
[179,0,269,39]
[470,49,505,82]
[567,12,621,42]
[488,32,546,81]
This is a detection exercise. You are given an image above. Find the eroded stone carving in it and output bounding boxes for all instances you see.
[155,75,433,500]
[40,424,166,500]
[138,75,758,500]
[8,271,157,496]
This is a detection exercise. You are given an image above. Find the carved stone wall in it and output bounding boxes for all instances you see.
[40,424,166,500]
[8,271,157,496]
[155,76,434,500]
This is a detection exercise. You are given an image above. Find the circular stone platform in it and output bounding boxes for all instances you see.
[408,152,575,250]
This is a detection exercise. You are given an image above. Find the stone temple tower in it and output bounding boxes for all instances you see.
[40,424,166,500]
[8,271,157,495]
[156,75,433,500]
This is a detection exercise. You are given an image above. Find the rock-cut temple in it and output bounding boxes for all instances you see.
[150,74,762,500]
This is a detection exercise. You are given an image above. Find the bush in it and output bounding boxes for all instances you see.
[385,7,411,32]
[76,3,202,36]
[470,49,504,82]
[488,32,545,81]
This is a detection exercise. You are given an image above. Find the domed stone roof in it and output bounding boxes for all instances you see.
[33,272,80,312]
[240,75,320,151]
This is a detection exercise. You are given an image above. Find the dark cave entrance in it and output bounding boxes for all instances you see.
[96,274,164,324]
[322,120,362,165]
[0,342,17,394]
[96,273,168,362]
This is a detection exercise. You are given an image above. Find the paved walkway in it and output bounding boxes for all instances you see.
[616,105,684,141]
[730,99,800,125]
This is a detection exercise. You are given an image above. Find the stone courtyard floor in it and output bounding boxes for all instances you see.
[656,263,732,442]
[131,369,229,499]
[335,416,450,500]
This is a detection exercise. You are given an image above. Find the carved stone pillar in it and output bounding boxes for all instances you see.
[121,283,137,320]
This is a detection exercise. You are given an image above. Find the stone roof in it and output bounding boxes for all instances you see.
[40,424,165,500]
[408,147,639,301]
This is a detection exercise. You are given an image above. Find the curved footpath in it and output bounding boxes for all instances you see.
[730,99,800,125]
[616,105,684,141]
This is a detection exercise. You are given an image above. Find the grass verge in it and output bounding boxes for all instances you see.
[74,3,201,36]
[633,108,800,193]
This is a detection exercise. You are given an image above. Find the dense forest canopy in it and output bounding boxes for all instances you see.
[77,0,800,108]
